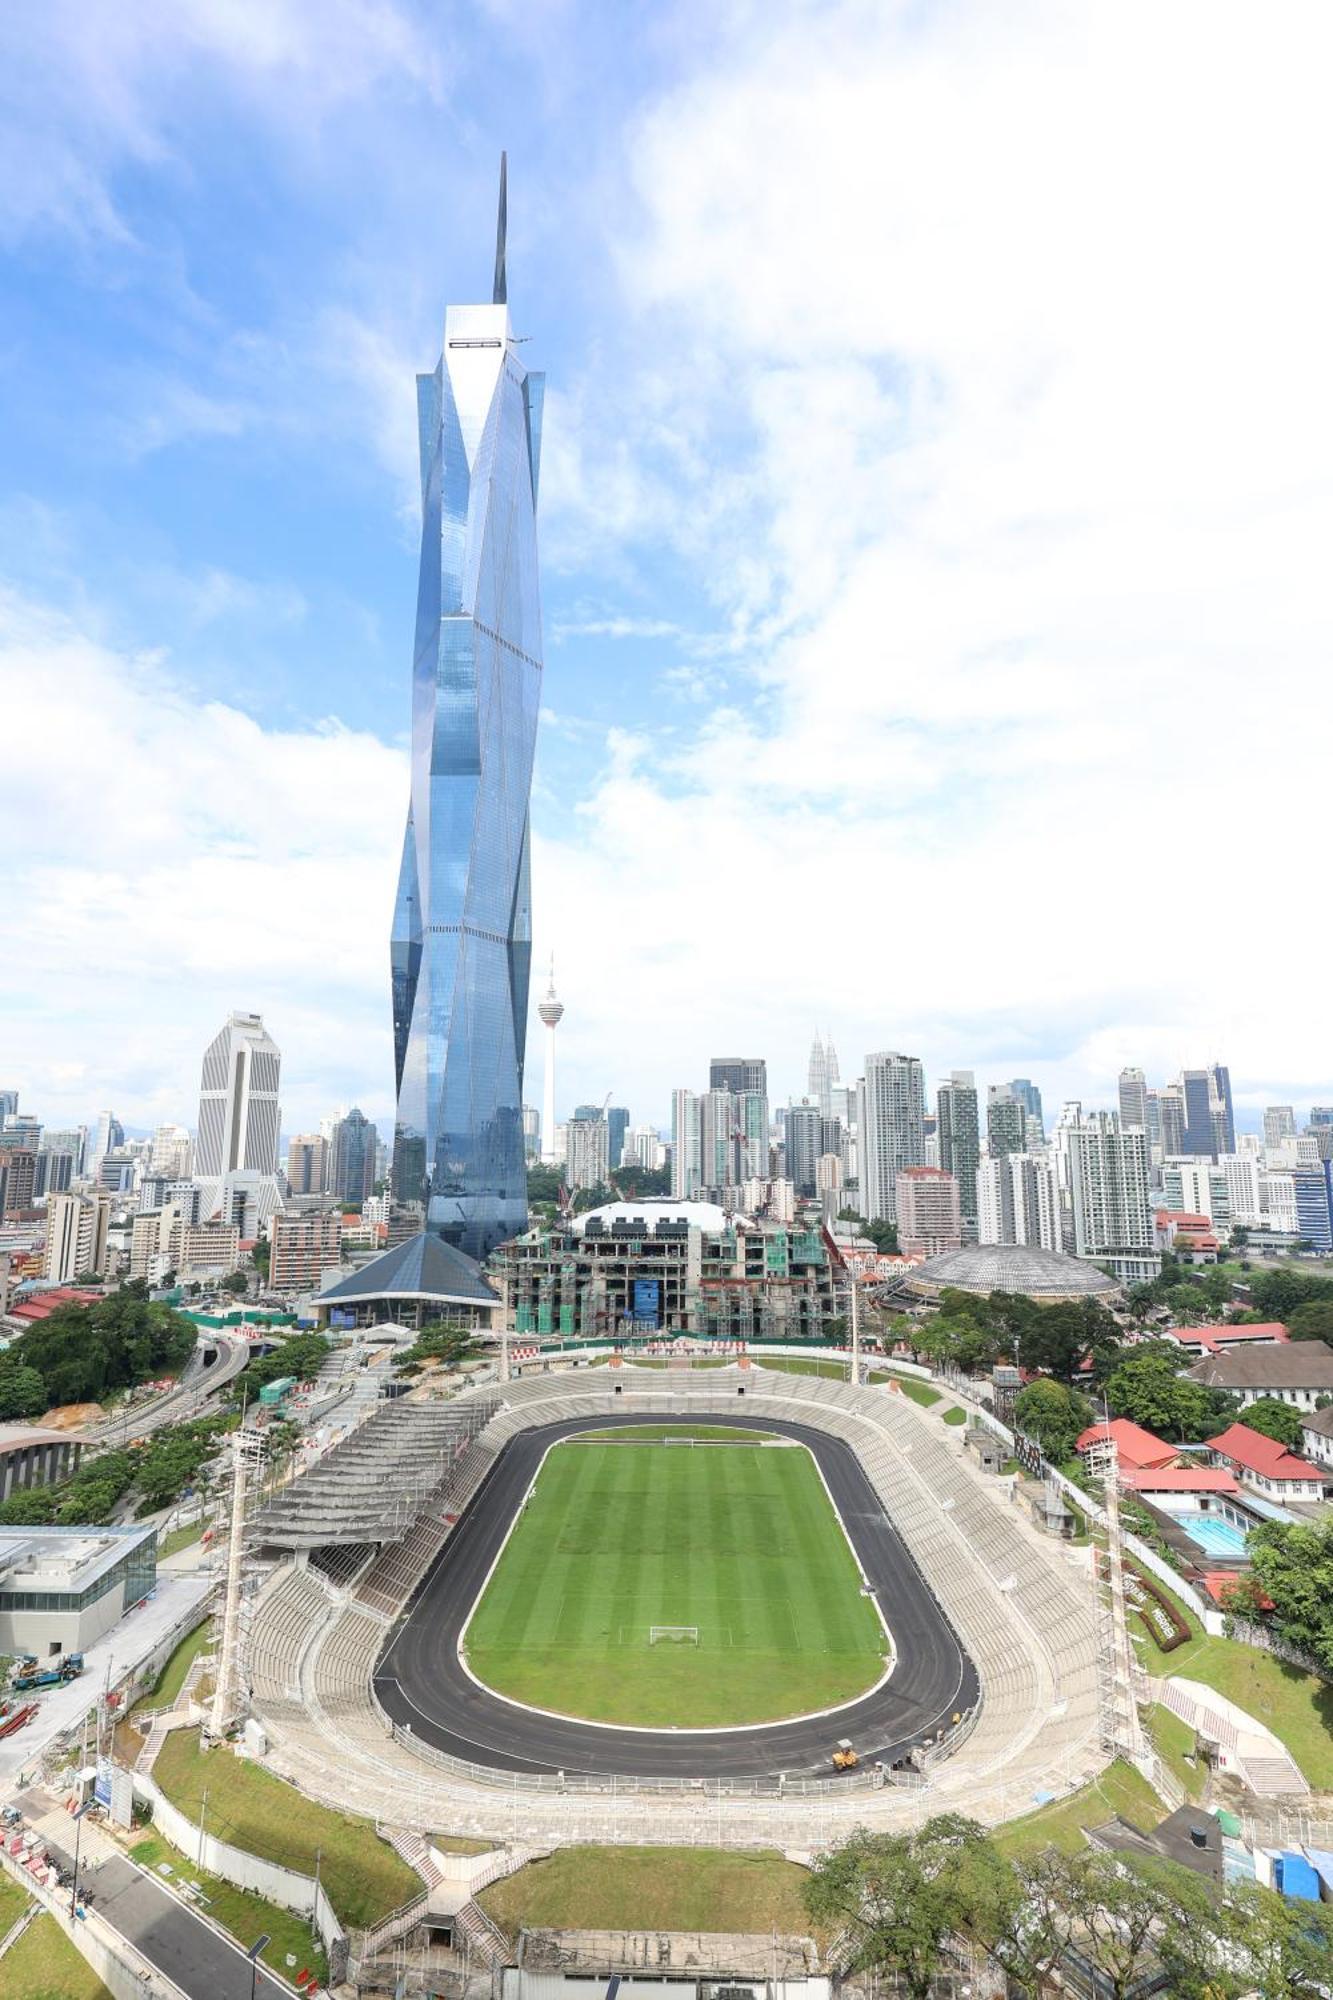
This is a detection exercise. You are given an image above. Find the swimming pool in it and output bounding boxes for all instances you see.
[1165,1511,1250,1557]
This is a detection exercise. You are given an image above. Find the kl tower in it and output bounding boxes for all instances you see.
[537,957,564,1165]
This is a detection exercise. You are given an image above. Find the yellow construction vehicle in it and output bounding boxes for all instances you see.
[832,1739,858,1771]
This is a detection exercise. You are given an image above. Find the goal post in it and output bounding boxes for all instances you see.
[649,1625,699,1645]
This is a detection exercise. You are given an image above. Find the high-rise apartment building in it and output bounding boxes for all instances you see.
[287,1134,330,1197]
[566,1113,609,1191]
[784,1101,824,1198]
[977,1152,1061,1252]
[1,1150,37,1217]
[895,1166,962,1256]
[390,159,543,1260]
[986,1089,1027,1161]
[935,1072,980,1238]
[1063,1107,1157,1285]
[859,1053,926,1223]
[270,1211,342,1293]
[627,1126,665,1173]
[1008,1079,1044,1139]
[44,1191,111,1283]
[197,1012,281,1179]
[1118,1067,1149,1130]
[1264,1106,1298,1150]
[671,1090,702,1199]
[1162,1159,1231,1227]
[149,1124,193,1178]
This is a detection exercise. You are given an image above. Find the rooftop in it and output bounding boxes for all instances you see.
[0,1424,82,1459]
[316,1232,498,1307]
[569,1200,735,1235]
[1076,1418,1181,1470]
[1163,1322,1289,1353]
[1121,1465,1240,1494]
[1206,1422,1322,1482]
[1188,1344,1333,1390]
[1301,1406,1333,1440]
[0,1522,155,1596]
[903,1242,1121,1301]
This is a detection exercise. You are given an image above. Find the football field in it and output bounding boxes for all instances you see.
[463,1430,889,1727]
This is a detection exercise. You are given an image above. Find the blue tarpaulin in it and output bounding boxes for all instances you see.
[1275,1852,1321,1901]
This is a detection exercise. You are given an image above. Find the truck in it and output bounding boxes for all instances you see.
[10,1653,83,1693]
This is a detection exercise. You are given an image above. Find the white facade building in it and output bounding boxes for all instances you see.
[1063,1107,1158,1286]
[859,1052,926,1224]
[978,1153,1061,1252]
[670,1090,702,1200]
[44,1191,111,1283]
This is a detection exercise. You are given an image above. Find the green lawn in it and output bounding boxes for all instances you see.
[869,1371,941,1407]
[130,1831,327,1984]
[129,1618,214,1717]
[0,1913,112,1998]
[150,1731,419,1927]
[479,1846,812,1939]
[753,1356,849,1379]
[465,1438,887,1726]
[1146,1703,1206,1802]
[941,1405,967,1426]
[0,1873,31,1939]
[568,1424,767,1443]
[993,1760,1164,1860]
[158,1519,206,1560]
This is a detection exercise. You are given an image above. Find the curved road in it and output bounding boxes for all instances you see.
[374,1411,977,1780]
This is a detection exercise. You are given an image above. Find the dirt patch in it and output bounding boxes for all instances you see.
[41,1402,105,1431]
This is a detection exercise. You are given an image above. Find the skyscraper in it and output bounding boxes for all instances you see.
[1008,1078,1044,1139]
[784,1101,824,1198]
[936,1072,980,1237]
[986,1088,1027,1161]
[390,156,544,1261]
[606,1107,630,1172]
[1117,1067,1149,1130]
[196,1012,282,1180]
[859,1053,926,1223]
[331,1108,378,1204]
[709,1058,767,1096]
[671,1089,702,1199]
[1264,1106,1298,1150]
[807,1035,839,1120]
[1063,1107,1157,1285]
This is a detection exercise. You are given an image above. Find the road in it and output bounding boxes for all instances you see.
[374,1410,977,1782]
[17,1791,301,2000]
[84,1334,252,1447]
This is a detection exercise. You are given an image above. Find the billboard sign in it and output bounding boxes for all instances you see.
[632,1279,660,1327]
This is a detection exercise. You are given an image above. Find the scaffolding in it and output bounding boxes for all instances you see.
[1084,1430,1146,1762]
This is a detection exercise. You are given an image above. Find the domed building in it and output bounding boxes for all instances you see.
[903,1242,1121,1304]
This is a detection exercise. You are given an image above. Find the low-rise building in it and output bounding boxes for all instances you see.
[0,1426,84,1503]
[0,1523,157,1657]
[490,1200,844,1342]
[1187,1342,1333,1413]
[1076,1418,1181,1473]
[170,1220,241,1279]
[1160,1321,1288,1360]
[314,1231,498,1332]
[1298,1404,1333,1473]
[1204,1422,1324,1504]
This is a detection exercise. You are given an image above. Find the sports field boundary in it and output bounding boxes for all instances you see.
[451,1425,897,1736]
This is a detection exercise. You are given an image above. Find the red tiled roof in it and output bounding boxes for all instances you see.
[1121,1466,1240,1494]
[1076,1419,1181,1470]
[1206,1423,1322,1483]
[1167,1322,1289,1353]
[1201,1571,1273,1609]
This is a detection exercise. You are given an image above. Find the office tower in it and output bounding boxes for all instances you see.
[1311,1108,1333,1129]
[331,1108,378,1204]
[197,1012,281,1178]
[1064,1108,1156,1283]
[977,1153,1061,1252]
[34,1149,73,1199]
[89,1111,124,1171]
[784,1101,823,1197]
[1162,1159,1231,1227]
[936,1072,980,1236]
[1009,1079,1044,1139]
[149,1124,193,1178]
[1209,1063,1235,1156]
[1295,1166,1333,1253]
[44,1190,111,1283]
[1118,1067,1149,1130]
[0,1091,17,1125]
[0,1115,41,1152]
[270,1211,343,1293]
[287,1134,330,1197]
[1154,1086,1187,1159]
[536,960,564,1168]
[522,1105,541,1161]
[606,1107,629,1172]
[859,1053,926,1222]
[97,1154,136,1196]
[390,158,544,1260]
[39,1129,84,1180]
[709,1059,767,1096]
[671,1090,702,1200]
[1,1150,36,1216]
[807,1035,839,1120]
[566,1113,609,1191]
[986,1088,1027,1161]
[628,1126,665,1172]
[895,1167,962,1256]
[1264,1106,1298,1150]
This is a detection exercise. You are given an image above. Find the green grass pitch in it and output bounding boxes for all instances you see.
[463,1432,888,1726]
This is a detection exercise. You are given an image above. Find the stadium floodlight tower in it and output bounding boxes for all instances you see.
[390,153,546,1260]
[537,956,564,1166]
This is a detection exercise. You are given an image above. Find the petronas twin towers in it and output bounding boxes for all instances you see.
[390,157,543,1260]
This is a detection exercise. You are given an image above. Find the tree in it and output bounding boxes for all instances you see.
[608,1163,670,1200]
[250,1240,271,1282]
[0,1358,49,1420]
[1241,1396,1307,1450]
[526,1164,563,1205]
[1054,1851,1223,2000]
[1104,1351,1226,1440]
[859,1218,900,1254]
[1288,1298,1333,1348]
[1226,1879,1333,1997]
[1249,1268,1333,1320]
[3,1294,197,1411]
[1243,1514,1333,1669]
[220,1271,249,1296]
[1012,1379,1093,1462]
[395,1322,479,1373]
[1016,1297,1121,1382]
[802,1816,998,2000]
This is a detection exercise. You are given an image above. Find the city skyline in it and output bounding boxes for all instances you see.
[3,7,1332,1140]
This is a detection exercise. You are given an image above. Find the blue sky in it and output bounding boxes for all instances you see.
[3,0,1332,1140]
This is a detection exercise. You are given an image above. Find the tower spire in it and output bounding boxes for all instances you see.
[493,150,508,307]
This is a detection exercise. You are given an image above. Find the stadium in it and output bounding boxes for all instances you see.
[240,1356,1103,1881]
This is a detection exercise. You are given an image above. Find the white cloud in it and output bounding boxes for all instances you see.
[526,0,1333,1123]
[0,587,405,1131]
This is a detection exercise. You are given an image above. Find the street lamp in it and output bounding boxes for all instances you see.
[68,1799,95,1918]
[247,1932,272,2000]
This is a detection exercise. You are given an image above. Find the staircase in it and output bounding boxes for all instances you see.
[1239,1751,1309,1798]
[383,1825,444,1893]
[453,1898,510,1968]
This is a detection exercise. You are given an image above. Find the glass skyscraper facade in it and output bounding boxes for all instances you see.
[391,158,544,1260]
